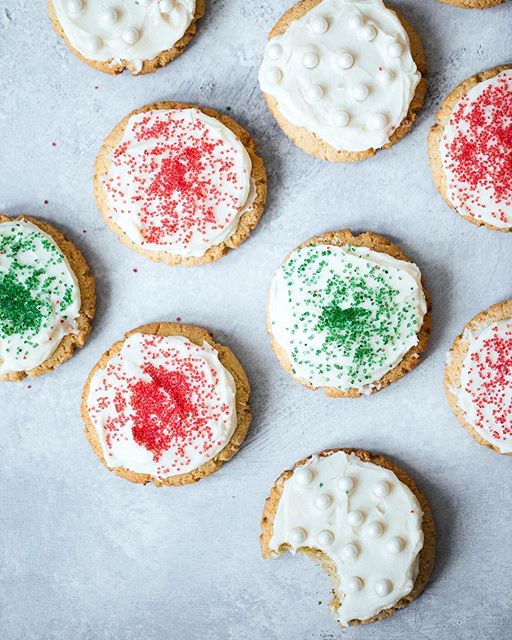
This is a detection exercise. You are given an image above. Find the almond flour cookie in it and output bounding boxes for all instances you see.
[82,322,251,486]
[258,0,427,162]
[0,214,95,382]
[261,449,435,627]
[438,0,505,8]
[445,301,512,455]
[429,66,512,231]
[94,102,267,266]
[48,0,205,75]
[267,230,431,397]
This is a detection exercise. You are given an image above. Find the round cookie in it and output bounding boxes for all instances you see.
[48,0,205,75]
[94,102,267,266]
[258,0,427,162]
[261,448,435,627]
[0,214,95,382]
[429,65,512,231]
[445,300,512,455]
[437,0,505,8]
[267,230,431,397]
[82,322,251,486]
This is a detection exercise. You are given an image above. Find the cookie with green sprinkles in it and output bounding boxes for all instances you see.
[267,230,431,397]
[0,214,95,381]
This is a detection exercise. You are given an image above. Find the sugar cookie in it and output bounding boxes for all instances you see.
[438,0,504,8]
[267,230,431,396]
[82,322,251,486]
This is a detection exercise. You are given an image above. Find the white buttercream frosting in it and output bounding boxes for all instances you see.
[51,0,196,73]
[268,243,426,391]
[259,0,420,152]
[101,108,254,258]
[86,333,238,477]
[439,70,512,229]
[455,319,512,453]
[0,220,81,375]
[269,451,424,626]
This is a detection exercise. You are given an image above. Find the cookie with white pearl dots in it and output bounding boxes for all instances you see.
[258,0,427,162]
[261,449,435,627]
[47,0,205,75]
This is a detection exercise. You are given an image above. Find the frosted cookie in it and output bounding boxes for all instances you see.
[438,0,504,8]
[258,0,427,162]
[445,300,512,455]
[94,102,267,266]
[267,230,431,397]
[0,214,95,382]
[48,0,205,75]
[261,449,435,627]
[82,322,251,486]
[429,66,512,231]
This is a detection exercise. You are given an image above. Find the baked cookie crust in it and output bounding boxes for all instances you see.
[0,214,95,382]
[428,64,512,232]
[437,0,504,8]
[261,0,428,162]
[260,448,436,627]
[47,0,206,75]
[94,101,267,266]
[445,299,512,456]
[81,321,252,486]
[267,229,431,397]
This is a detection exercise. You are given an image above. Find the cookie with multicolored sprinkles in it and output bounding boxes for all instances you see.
[445,300,512,455]
[81,322,251,486]
[94,101,267,266]
[0,214,95,382]
[267,230,431,397]
[429,65,512,231]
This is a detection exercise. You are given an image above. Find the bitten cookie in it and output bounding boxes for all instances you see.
[82,322,251,486]
[0,214,95,382]
[445,301,512,455]
[429,65,512,231]
[48,0,205,75]
[261,449,435,627]
[437,0,505,8]
[94,102,267,266]
[258,0,427,162]
[267,230,431,397]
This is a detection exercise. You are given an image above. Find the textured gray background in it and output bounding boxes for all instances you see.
[1,1,512,638]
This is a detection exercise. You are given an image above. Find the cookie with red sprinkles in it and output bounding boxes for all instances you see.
[429,65,512,232]
[94,102,267,266]
[0,214,95,382]
[81,322,251,486]
[445,300,512,455]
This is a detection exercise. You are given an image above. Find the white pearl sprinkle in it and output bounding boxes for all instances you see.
[267,43,282,61]
[101,8,118,25]
[352,83,369,101]
[303,52,320,69]
[388,42,403,58]
[305,84,324,102]
[375,579,393,597]
[160,0,174,11]
[342,543,359,560]
[337,51,354,70]
[347,510,364,527]
[334,110,350,127]
[85,35,102,53]
[122,28,140,45]
[266,66,282,84]
[365,521,383,538]
[359,24,377,41]
[387,537,404,555]
[67,0,83,13]
[318,530,334,546]
[339,476,354,491]
[290,527,307,545]
[373,481,390,497]
[310,17,329,34]
[348,14,364,30]
[315,493,332,510]
[348,577,364,592]
[294,466,312,486]
[369,113,388,130]
[377,69,394,86]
